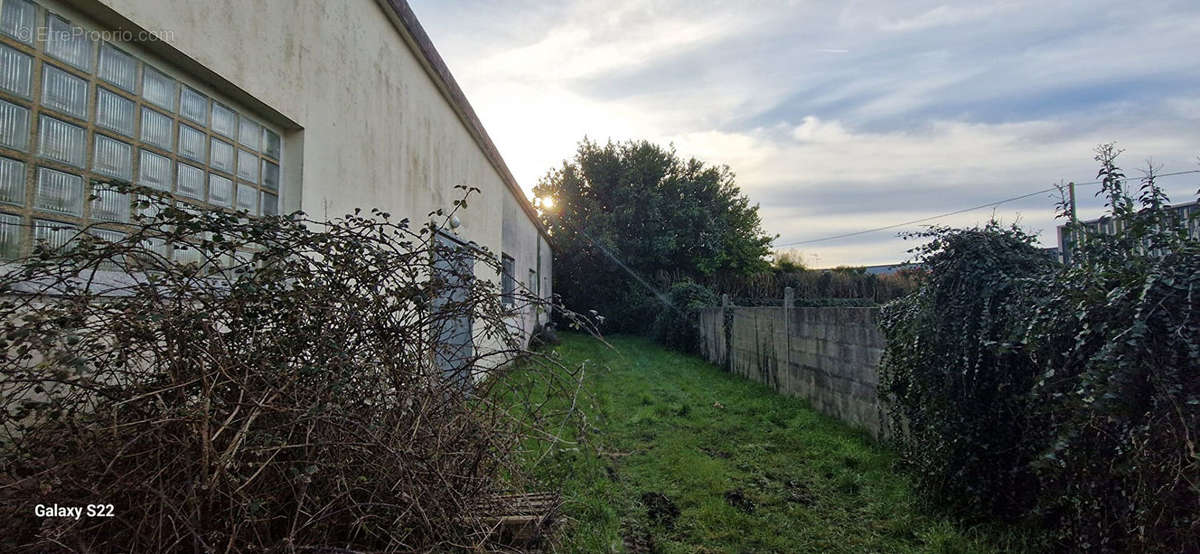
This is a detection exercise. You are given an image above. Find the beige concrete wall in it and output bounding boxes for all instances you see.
[79,0,535,281]
[699,305,888,438]
[62,0,550,349]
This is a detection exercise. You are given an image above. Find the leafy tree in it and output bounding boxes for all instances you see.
[771,249,807,272]
[533,138,773,332]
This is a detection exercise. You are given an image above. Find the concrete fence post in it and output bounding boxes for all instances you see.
[721,294,732,371]
[783,287,793,388]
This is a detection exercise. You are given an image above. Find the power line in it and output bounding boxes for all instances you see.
[772,169,1200,247]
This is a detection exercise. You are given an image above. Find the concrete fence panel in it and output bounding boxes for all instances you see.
[698,304,888,438]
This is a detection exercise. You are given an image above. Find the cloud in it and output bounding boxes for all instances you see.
[876,4,1014,32]
[408,0,1200,266]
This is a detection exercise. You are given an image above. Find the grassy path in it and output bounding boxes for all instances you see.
[527,334,1022,553]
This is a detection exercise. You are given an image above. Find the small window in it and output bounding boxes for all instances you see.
[501,254,515,306]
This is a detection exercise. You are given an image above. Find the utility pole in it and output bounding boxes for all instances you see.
[1068,181,1077,224]
[1066,181,1078,265]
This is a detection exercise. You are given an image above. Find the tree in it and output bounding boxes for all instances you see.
[771,249,807,273]
[533,138,772,332]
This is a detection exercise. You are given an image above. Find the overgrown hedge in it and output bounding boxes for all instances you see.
[0,187,586,552]
[879,146,1199,552]
[650,281,718,354]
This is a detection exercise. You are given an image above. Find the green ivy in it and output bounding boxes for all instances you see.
[879,145,1199,552]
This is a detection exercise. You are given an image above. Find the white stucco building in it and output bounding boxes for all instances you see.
[0,0,552,348]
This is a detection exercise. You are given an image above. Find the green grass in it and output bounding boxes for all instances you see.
[516,334,1034,553]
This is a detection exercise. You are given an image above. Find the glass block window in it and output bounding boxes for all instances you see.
[90,227,125,261]
[0,156,24,205]
[177,123,205,162]
[90,184,130,223]
[262,160,279,191]
[34,166,82,216]
[208,174,232,207]
[138,150,171,191]
[0,44,32,97]
[41,63,87,118]
[142,66,175,112]
[92,134,132,181]
[180,87,207,124]
[0,99,28,150]
[263,129,281,159]
[97,43,137,92]
[33,218,74,250]
[212,103,236,138]
[140,107,172,150]
[44,14,92,71]
[261,191,277,216]
[236,149,257,183]
[0,0,35,45]
[210,138,233,173]
[0,1,284,259]
[238,117,260,151]
[38,115,86,167]
[0,212,20,258]
[96,88,135,136]
[235,182,256,214]
[176,162,204,200]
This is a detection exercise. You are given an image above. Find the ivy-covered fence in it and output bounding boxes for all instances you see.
[879,145,1198,552]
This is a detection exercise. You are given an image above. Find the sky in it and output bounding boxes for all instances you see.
[408,0,1200,267]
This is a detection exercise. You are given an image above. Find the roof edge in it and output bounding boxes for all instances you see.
[377,0,552,246]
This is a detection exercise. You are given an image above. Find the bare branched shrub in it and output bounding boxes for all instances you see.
[0,186,589,552]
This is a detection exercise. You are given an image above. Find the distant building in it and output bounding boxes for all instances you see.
[1057,200,1199,264]
[861,263,918,276]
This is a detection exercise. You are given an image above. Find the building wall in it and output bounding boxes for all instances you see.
[501,183,550,338]
[66,0,551,344]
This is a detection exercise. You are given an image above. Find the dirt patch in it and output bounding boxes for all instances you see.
[621,522,656,553]
[700,446,731,459]
[785,480,815,506]
[724,488,756,513]
[641,492,680,529]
